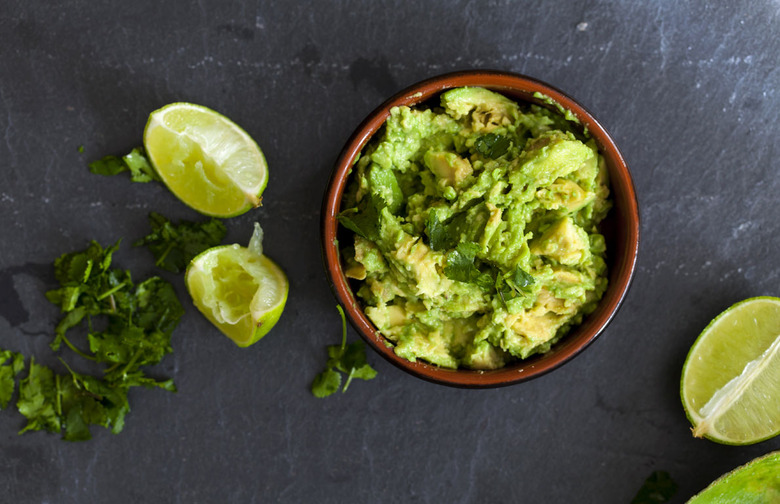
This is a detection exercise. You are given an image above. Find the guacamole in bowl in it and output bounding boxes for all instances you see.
[337,86,611,370]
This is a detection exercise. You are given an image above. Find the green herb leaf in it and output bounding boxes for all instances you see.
[311,368,342,398]
[122,148,159,182]
[425,211,456,251]
[630,471,678,504]
[311,306,377,398]
[509,266,535,290]
[88,147,159,182]
[17,359,61,435]
[134,212,226,273]
[444,242,493,291]
[0,350,24,409]
[338,202,380,241]
[13,239,186,441]
[474,133,511,159]
[88,156,127,176]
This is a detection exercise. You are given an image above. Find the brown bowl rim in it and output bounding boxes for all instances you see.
[321,69,640,388]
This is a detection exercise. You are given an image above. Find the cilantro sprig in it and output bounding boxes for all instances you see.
[3,239,184,441]
[134,212,226,273]
[474,133,511,159]
[444,242,494,291]
[440,240,535,309]
[88,146,160,183]
[311,306,377,398]
[0,349,24,409]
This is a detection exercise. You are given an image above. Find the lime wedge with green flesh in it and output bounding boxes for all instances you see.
[144,102,268,217]
[185,227,287,347]
[681,296,780,445]
[687,451,779,503]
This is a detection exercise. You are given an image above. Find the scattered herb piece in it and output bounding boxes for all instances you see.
[0,349,24,409]
[630,471,678,504]
[2,239,184,441]
[134,212,226,273]
[474,133,511,159]
[77,145,84,153]
[17,358,61,435]
[311,306,377,398]
[89,146,160,182]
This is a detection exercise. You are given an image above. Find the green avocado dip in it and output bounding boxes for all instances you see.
[338,87,611,370]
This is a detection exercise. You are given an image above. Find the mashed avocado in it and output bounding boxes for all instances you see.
[339,87,611,370]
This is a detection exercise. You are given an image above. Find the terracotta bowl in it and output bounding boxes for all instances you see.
[321,70,639,388]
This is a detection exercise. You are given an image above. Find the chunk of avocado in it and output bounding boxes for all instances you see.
[530,216,590,265]
[424,151,474,187]
[441,87,520,132]
[535,178,595,212]
[515,131,595,188]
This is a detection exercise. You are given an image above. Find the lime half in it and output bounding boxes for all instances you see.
[681,296,780,445]
[687,451,779,503]
[144,102,268,217]
[185,225,288,347]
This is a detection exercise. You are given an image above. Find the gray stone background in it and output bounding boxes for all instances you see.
[1,1,778,502]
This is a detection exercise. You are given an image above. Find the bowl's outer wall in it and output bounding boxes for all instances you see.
[322,70,640,387]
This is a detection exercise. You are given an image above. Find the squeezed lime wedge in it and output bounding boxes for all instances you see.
[687,451,779,503]
[185,224,287,347]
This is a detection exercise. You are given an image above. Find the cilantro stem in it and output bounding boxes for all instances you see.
[97,282,126,301]
[60,334,96,362]
[155,242,175,267]
[55,374,62,417]
[342,368,355,393]
[119,349,144,378]
[104,362,121,374]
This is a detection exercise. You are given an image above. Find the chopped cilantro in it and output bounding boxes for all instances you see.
[17,359,61,435]
[630,471,678,504]
[134,212,226,273]
[89,146,160,183]
[474,133,511,159]
[2,239,184,441]
[311,306,377,398]
[0,350,24,409]
[425,211,457,251]
[510,266,535,289]
[338,199,381,242]
[443,242,493,291]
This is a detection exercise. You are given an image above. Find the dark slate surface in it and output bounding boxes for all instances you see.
[1,1,778,502]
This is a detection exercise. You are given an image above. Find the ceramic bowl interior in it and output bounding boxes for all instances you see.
[321,70,639,388]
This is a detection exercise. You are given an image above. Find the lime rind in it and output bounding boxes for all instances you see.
[185,243,288,347]
[681,296,780,445]
[143,102,268,218]
[686,451,780,503]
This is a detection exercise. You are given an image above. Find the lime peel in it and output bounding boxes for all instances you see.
[185,224,288,347]
[143,102,268,217]
[681,296,780,445]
